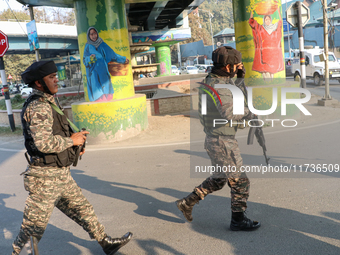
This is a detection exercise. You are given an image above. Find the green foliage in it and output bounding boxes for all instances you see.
[198,0,234,36]
[0,95,26,110]
[0,8,30,21]
[186,11,213,46]
[0,7,75,24]
[11,94,24,103]
[0,126,23,136]
[3,54,36,82]
[172,0,234,62]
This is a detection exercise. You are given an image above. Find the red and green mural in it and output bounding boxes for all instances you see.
[233,0,285,85]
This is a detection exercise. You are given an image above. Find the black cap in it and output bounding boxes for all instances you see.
[21,61,58,86]
[212,46,242,66]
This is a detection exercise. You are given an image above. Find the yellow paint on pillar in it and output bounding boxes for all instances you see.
[72,94,148,142]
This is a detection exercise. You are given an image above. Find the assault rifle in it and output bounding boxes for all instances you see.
[31,236,39,255]
[73,128,87,167]
[247,116,270,165]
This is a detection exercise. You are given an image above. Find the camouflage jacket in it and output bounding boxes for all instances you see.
[198,73,251,136]
[21,89,74,177]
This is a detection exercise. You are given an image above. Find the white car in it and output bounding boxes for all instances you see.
[171,65,180,75]
[198,65,213,73]
[180,66,199,75]
[21,86,32,96]
[292,46,340,85]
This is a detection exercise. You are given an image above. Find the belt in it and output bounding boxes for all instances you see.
[208,134,235,139]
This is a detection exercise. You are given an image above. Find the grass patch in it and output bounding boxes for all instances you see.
[0,94,84,110]
[0,126,23,136]
[0,95,26,110]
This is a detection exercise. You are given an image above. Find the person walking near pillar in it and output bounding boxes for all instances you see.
[176,46,261,231]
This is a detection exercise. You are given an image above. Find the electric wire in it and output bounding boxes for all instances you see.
[4,0,28,36]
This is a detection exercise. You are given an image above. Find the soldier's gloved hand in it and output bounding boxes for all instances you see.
[243,111,254,121]
[70,131,90,146]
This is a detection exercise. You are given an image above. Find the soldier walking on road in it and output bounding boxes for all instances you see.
[176,46,261,231]
[12,60,132,255]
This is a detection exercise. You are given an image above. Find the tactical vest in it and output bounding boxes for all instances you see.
[198,75,237,137]
[21,94,76,167]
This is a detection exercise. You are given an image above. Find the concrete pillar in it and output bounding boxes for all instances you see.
[154,43,172,76]
[232,0,300,118]
[72,0,148,143]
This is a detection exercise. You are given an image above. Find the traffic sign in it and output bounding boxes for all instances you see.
[0,30,9,57]
[7,74,12,80]
[286,2,310,27]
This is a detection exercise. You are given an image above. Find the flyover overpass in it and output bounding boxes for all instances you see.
[0,20,79,58]
[16,0,203,31]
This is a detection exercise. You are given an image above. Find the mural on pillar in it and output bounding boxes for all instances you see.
[157,48,171,75]
[84,27,130,102]
[131,28,191,44]
[233,0,285,84]
[75,0,133,102]
[248,1,283,81]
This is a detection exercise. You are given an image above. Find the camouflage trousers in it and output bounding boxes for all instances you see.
[194,135,250,212]
[12,170,105,254]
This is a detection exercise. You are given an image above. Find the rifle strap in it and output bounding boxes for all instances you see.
[48,102,80,132]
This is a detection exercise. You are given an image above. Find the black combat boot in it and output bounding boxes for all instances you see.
[230,211,261,231]
[176,192,201,222]
[99,232,133,255]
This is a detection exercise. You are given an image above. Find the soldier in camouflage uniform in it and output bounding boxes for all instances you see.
[12,61,132,255]
[176,46,261,231]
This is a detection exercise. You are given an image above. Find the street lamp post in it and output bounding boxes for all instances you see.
[286,1,291,57]
[322,0,334,100]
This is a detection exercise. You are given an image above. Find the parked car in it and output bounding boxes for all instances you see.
[179,66,199,75]
[171,65,180,75]
[206,65,213,73]
[21,85,33,96]
[198,66,207,73]
[291,46,340,85]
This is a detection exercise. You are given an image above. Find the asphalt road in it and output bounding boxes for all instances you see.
[286,76,340,101]
[1,103,339,255]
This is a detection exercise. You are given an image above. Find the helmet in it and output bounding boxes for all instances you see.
[212,46,242,66]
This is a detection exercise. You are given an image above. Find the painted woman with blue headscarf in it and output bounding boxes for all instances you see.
[83,27,129,102]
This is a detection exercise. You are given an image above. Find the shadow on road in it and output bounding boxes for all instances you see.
[156,187,340,255]
[71,169,183,224]
[69,169,340,254]
[0,193,99,255]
